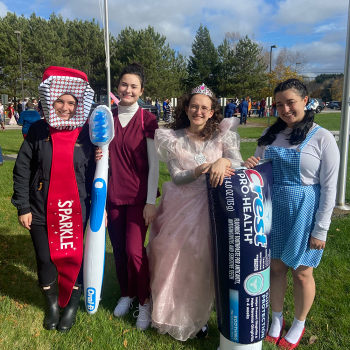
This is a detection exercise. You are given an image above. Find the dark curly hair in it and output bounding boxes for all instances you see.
[258,78,314,146]
[165,90,222,141]
[117,62,145,88]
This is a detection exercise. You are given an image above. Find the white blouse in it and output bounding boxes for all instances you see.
[254,123,340,241]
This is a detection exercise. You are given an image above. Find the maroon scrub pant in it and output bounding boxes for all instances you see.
[107,203,150,305]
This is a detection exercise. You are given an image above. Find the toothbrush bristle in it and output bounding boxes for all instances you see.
[90,108,114,145]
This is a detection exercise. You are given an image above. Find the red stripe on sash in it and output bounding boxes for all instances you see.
[47,126,83,307]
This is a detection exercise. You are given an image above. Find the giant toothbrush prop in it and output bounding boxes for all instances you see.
[207,160,273,350]
[84,105,114,314]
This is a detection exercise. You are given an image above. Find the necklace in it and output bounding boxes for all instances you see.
[185,128,207,165]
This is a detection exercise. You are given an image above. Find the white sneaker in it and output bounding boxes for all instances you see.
[133,302,151,330]
[113,296,136,317]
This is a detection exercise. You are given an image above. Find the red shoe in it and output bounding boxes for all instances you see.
[278,327,305,350]
[265,318,286,344]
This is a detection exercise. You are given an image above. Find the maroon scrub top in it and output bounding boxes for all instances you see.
[108,107,159,205]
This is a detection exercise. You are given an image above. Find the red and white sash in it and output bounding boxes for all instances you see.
[47,126,83,307]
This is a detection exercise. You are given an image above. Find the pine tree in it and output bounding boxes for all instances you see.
[111,26,187,100]
[231,36,268,98]
[217,38,235,96]
[187,24,219,93]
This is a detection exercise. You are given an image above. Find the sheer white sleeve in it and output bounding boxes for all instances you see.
[167,159,197,186]
[146,138,159,205]
[219,118,244,168]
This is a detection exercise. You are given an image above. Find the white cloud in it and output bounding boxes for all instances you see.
[48,0,272,57]
[5,0,347,77]
[0,1,9,17]
[291,41,345,77]
[272,0,348,26]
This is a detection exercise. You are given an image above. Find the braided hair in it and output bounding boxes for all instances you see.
[258,79,314,146]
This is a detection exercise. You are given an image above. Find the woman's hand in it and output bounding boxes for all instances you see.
[244,156,260,169]
[143,203,157,226]
[194,162,211,179]
[104,209,108,227]
[309,236,326,250]
[95,147,103,162]
[204,158,234,188]
[18,213,32,230]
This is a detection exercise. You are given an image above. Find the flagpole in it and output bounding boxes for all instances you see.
[104,0,111,109]
[336,0,350,210]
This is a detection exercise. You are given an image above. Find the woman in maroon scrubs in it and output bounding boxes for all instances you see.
[97,62,159,330]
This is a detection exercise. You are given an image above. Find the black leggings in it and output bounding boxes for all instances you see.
[30,224,86,286]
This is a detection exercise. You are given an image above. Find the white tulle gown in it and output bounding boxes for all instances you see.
[147,118,243,341]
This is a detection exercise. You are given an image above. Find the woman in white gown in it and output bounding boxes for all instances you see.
[148,84,243,341]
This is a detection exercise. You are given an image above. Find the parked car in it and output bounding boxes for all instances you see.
[89,97,159,118]
[327,101,341,110]
[314,98,325,113]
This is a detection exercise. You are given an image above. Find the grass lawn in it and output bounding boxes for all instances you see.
[0,130,24,155]
[237,112,342,139]
[0,127,349,349]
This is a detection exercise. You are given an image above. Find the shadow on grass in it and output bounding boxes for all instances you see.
[0,230,43,308]
[96,251,220,350]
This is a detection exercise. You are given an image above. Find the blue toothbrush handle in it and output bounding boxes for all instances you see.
[90,178,107,232]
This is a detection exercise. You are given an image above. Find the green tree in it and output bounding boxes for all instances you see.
[187,24,219,93]
[0,12,29,103]
[231,36,267,98]
[217,38,235,96]
[111,26,187,100]
[0,12,107,102]
[66,18,106,98]
[25,13,69,97]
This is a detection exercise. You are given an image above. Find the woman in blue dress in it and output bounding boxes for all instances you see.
[244,79,339,350]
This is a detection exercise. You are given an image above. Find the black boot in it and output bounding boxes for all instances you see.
[40,280,59,330]
[57,284,82,332]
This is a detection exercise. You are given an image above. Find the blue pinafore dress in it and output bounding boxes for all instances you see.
[264,126,323,269]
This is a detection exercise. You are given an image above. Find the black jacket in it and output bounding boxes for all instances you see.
[12,119,96,225]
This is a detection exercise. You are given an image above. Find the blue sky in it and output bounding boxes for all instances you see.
[1,0,348,77]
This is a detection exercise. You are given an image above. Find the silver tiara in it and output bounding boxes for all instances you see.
[191,83,213,97]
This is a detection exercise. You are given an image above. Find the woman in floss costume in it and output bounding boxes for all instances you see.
[244,79,339,349]
[12,66,96,332]
[96,62,159,330]
[147,84,243,341]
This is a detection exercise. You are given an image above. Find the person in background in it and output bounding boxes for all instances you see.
[225,99,236,118]
[255,101,260,115]
[7,102,15,122]
[272,100,277,117]
[0,102,5,130]
[244,79,339,350]
[22,98,28,112]
[248,97,252,117]
[17,101,41,138]
[18,100,23,115]
[259,98,266,117]
[239,97,248,125]
[155,99,161,121]
[163,98,168,121]
[165,99,173,122]
[33,99,38,110]
[38,98,43,118]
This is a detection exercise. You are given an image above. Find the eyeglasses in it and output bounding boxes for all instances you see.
[189,105,212,114]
